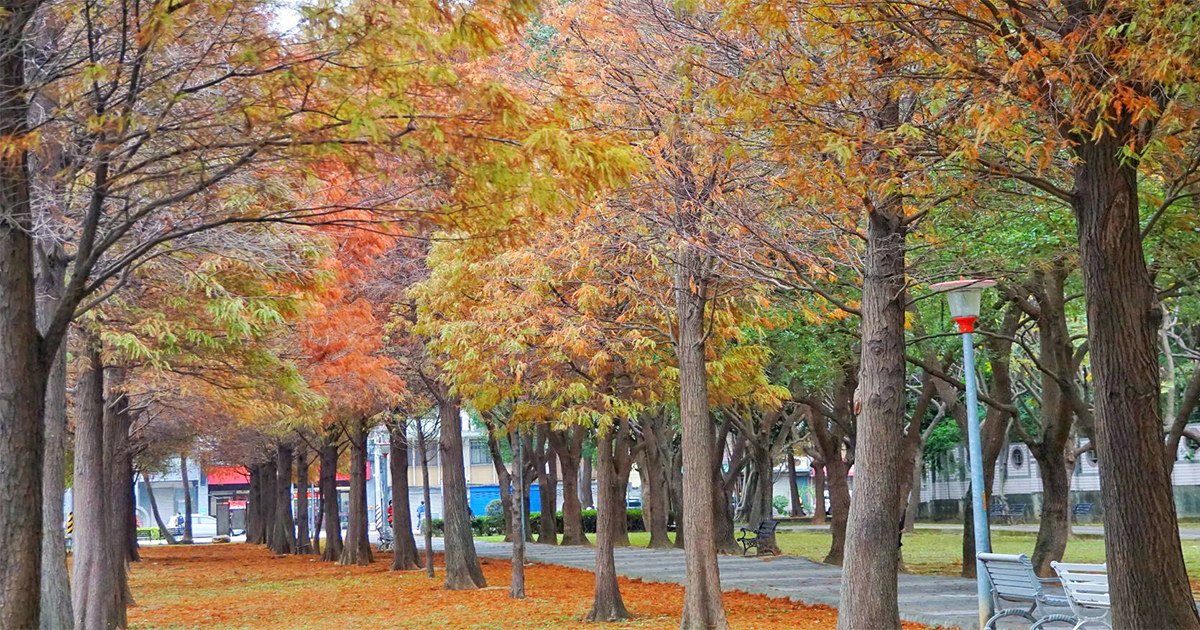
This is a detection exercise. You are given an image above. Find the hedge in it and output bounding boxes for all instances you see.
[430,509,647,538]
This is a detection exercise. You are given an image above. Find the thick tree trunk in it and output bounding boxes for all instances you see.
[585,432,631,622]
[390,423,420,570]
[104,373,134,624]
[837,192,906,630]
[669,440,685,550]
[439,399,486,589]
[553,427,590,546]
[511,429,526,599]
[180,453,194,544]
[787,447,802,517]
[904,458,922,534]
[747,446,779,554]
[811,461,826,526]
[0,83,46,630]
[824,458,851,565]
[611,458,632,548]
[37,249,71,630]
[675,242,730,630]
[638,420,671,548]
[711,475,740,556]
[296,448,315,555]
[245,465,261,544]
[418,425,435,578]
[1071,131,1198,628]
[142,473,177,545]
[72,343,120,630]
[312,490,323,556]
[269,443,296,555]
[581,456,594,509]
[260,458,277,547]
[319,439,343,562]
[535,427,559,545]
[483,420,515,541]
[1030,448,1071,576]
[339,420,373,566]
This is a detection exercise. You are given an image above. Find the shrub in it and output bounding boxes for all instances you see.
[527,509,644,534]
[485,499,504,518]
[772,495,790,516]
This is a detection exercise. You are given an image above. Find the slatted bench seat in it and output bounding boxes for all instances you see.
[978,552,1075,629]
[1051,561,1110,629]
[737,519,780,556]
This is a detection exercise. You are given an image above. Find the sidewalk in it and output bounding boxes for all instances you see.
[468,540,986,629]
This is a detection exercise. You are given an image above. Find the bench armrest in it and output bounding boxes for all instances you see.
[1037,577,1062,585]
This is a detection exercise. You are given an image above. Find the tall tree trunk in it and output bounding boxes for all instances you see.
[670,441,686,549]
[535,426,559,545]
[811,460,826,525]
[37,248,71,630]
[319,438,343,562]
[580,455,594,509]
[837,189,906,630]
[339,420,372,566]
[0,51,46,628]
[585,432,631,622]
[675,242,729,630]
[418,424,435,578]
[270,443,296,555]
[439,399,486,589]
[787,447,802,517]
[296,448,314,555]
[904,457,922,534]
[105,371,135,624]
[141,473,177,545]
[180,453,194,544]
[638,420,671,548]
[611,446,632,548]
[824,457,852,565]
[747,445,779,554]
[72,342,120,630]
[1071,131,1198,628]
[245,465,262,544]
[510,429,526,599]
[312,488,323,556]
[485,422,515,542]
[711,474,740,555]
[390,422,420,570]
[553,427,590,546]
[1030,447,1071,576]
[261,457,277,547]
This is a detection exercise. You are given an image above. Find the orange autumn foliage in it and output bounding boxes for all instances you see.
[126,544,939,630]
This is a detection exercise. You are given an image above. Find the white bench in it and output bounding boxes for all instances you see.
[1050,561,1110,630]
[978,552,1075,629]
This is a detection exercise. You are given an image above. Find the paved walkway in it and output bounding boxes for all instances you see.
[468,540,992,629]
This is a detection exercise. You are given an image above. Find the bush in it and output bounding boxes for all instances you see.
[772,495,790,516]
[471,513,505,537]
[136,526,162,541]
[528,509,644,534]
[485,499,504,518]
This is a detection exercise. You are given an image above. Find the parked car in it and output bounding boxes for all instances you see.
[169,514,218,538]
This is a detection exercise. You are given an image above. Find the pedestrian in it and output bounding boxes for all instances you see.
[417,501,427,535]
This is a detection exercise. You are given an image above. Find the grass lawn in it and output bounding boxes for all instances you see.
[127,543,937,630]
[485,527,1200,589]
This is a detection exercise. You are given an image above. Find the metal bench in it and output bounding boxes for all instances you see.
[978,553,1075,629]
[737,519,780,556]
[1071,503,1093,523]
[1051,561,1110,629]
[990,502,1029,525]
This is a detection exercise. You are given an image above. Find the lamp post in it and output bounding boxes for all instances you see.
[930,277,996,629]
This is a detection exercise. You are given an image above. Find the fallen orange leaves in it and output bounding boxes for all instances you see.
[127,544,937,629]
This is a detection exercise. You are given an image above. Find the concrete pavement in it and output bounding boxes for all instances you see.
[465,539,1006,629]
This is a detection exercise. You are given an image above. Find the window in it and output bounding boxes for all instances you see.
[409,442,438,468]
[470,440,491,465]
[1011,447,1024,469]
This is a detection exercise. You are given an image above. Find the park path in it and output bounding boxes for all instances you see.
[467,539,987,629]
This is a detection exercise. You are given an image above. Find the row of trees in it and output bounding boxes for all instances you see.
[3,0,1200,628]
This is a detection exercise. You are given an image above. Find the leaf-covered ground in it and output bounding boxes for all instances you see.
[127,544,934,630]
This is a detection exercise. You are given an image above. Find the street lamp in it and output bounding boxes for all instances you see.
[930,277,996,629]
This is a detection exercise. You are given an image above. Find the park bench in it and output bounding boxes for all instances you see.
[990,502,1029,525]
[1051,561,1110,629]
[1072,503,1094,523]
[977,553,1075,629]
[737,519,780,556]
